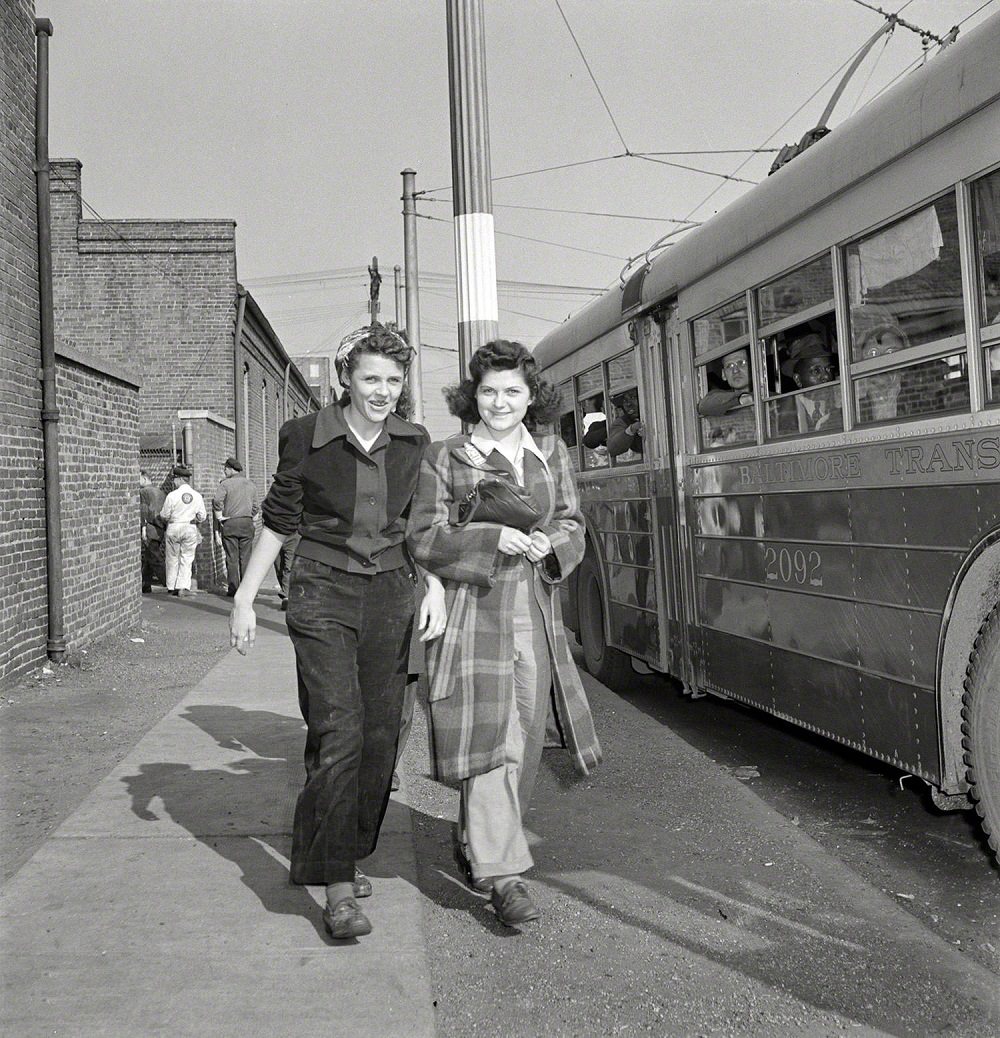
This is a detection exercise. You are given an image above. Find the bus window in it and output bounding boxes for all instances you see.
[854,348,970,424]
[557,380,579,470]
[755,254,841,440]
[845,192,970,424]
[846,193,965,358]
[696,350,755,449]
[972,169,1000,402]
[763,321,842,439]
[692,296,749,358]
[607,352,643,463]
[576,366,609,469]
[694,297,754,450]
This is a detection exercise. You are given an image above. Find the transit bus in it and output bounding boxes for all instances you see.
[531,13,1000,861]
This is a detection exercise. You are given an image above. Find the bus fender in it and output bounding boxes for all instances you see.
[935,527,1000,794]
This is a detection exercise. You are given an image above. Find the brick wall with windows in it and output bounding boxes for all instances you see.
[46,161,316,590]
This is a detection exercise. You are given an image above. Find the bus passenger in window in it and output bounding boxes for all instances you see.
[780,334,841,433]
[698,348,755,447]
[697,349,753,417]
[581,395,610,466]
[606,388,644,458]
[857,324,907,421]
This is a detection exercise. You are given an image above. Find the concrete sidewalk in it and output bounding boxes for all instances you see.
[0,622,434,1038]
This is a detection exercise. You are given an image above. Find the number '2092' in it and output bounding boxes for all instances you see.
[762,545,823,587]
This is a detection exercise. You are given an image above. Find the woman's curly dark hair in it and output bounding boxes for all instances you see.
[336,323,414,420]
[443,339,561,431]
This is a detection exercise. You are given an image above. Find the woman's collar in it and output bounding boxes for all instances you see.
[469,423,546,461]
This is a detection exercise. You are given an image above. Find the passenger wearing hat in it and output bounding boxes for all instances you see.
[779,333,842,434]
[159,465,207,597]
[212,456,260,597]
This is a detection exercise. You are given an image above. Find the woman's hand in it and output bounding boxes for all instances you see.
[525,530,552,563]
[418,574,447,642]
[498,527,533,556]
[230,596,257,655]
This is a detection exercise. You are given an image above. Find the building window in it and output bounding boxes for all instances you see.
[242,363,250,479]
[261,382,268,481]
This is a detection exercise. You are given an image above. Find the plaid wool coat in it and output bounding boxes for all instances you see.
[406,429,602,782]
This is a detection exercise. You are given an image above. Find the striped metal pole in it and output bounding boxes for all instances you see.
[446,0,499,376]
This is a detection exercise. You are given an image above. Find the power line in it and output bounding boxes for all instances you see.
[848,0,951,43]
[422,197,702,224]
[632,153,757,185]
[418,211,627,260]
[638,148,781,156]
[553,0,630,152]
[419,154,629,194]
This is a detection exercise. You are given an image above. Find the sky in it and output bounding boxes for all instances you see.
[40,0,998,369]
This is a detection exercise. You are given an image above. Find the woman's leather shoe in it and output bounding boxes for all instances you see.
[353,868,372,899]
[490,881,540,927]
[323,897,372,939]
[452,835,491,893]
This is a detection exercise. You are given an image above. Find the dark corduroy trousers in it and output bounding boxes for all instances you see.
[221,517,256,595]
[285,557,413,885]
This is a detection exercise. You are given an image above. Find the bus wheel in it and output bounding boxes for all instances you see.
[577,555,632,692]
[963,603,1000,863]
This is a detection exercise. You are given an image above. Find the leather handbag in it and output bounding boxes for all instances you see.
[452,476,543,532]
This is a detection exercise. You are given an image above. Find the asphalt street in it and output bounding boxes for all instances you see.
[2,591,997,1037]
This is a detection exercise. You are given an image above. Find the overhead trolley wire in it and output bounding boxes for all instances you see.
[847,0,952,44]
[417,211,627,260]
[552,0,630,152]
[419,197,701,225]
[631,153,757,184]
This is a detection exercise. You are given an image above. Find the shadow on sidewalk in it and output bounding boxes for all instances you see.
[120,704,329,937]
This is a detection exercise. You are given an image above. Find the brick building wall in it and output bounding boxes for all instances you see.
[47,161,316,589]
[1,2,47,683]
[55,345,141,646]
[240,293,315,501]
[49,159,237,437]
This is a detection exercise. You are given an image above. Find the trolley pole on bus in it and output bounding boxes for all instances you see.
[447,0,499,376]
[401,168,424,422]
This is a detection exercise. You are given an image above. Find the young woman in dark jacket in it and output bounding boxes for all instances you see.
[230,324,445,940]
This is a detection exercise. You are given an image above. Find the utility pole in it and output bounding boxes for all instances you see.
[368,256,381,326]
[401,169,424,422]
[393,265,402,330]
[447,0,498,375]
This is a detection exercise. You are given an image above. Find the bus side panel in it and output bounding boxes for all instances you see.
[687,428,1000,783]
[578,472,661,664]
[859,672,941,780]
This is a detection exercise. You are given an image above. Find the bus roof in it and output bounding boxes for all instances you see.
[532,10,1000,370]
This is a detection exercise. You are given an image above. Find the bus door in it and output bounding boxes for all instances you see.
[646,306,690,680]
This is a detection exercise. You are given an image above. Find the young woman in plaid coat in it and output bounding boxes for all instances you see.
[407,340,601,928]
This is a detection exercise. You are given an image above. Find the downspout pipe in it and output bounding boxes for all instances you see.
[35,19,65,663]
[233,285,247,468]
[282,362,290,422]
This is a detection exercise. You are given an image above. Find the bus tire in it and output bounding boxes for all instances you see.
[577,555,632,692]
[962,603,1000,863]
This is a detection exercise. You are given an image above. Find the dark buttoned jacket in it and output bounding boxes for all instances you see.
[262,402,428,574]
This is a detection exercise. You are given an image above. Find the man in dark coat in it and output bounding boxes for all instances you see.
[139,469,166,593]
[212,456,260,596]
